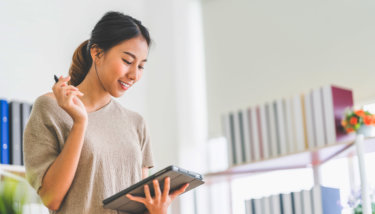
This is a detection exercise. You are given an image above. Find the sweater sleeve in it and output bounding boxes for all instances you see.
[23,96,61,195]
[140,117,154,169]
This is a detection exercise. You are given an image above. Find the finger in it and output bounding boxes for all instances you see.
[162,177,170,201]
[170,183,189,200]
[62,85,79,91]
[62,75,71,81]
[62,88,79,96]
[126,194,146,205]
[66,91,82,106]
[56,76,70,87]
[144,184,152,202]
[65,90,83,97]
[153,179,162,200]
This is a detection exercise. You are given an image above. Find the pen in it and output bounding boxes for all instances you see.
[54,74,59,83]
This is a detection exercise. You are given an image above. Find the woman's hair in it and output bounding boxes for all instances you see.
[68,11,151,86]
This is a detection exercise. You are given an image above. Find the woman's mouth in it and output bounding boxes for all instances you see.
[119,80,130,90]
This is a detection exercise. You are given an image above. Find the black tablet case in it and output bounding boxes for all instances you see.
[103,165,205,213]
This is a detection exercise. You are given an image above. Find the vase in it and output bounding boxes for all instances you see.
[356,125,375,138]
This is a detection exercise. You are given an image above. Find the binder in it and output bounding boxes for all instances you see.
[9,101,22,165]
[0,100,10,164]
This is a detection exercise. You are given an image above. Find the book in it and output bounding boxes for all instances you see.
[292,95,307,152]
[222,113,235,166]
[240,109,252,163]
[284,99,295,154]
[9,101,22,165]
[321,85,354,145]
[311,185,341,214]
[266,102,278,157]
[245,199,253,214]
[258,105,270,159]
[292,191,303,214]
[0,99,10,164]
[279,194,284,214]
[303,93,316,148]
[263,196,271,214]
[301,189,313,214]
[254,198,262,214]
[271,194,281,214]
[282,193,293,214]
[238,110,247,163]
[21,102,32,165]
[233,112,244,164]
[312,88,326,147]
[249,108,261,161]
[275,100,287,155]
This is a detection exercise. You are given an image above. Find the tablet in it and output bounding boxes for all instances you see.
[103,165,205,213]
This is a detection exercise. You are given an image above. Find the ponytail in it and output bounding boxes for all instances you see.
[68,40,92,86]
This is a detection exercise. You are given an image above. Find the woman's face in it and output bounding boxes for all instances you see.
[94,35,149,98]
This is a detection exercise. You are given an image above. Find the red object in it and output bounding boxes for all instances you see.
[364,115,373,125]
[350,117,358,125]
[355,110,366,117]
[346,128,354,133]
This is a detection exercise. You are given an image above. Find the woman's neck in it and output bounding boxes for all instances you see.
[76,70,112,113]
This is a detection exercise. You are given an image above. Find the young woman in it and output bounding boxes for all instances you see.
[23,11,188,214]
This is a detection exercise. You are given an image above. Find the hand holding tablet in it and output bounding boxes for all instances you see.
[103,165,205,213]
[126,176,189,214]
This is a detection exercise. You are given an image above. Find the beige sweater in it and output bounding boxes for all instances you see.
[23,95,154,214]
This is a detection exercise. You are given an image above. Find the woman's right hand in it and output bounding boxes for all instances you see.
[52,75,88,124]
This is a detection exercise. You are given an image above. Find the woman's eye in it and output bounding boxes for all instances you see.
[139,66,144,70]
[122,59,132,64]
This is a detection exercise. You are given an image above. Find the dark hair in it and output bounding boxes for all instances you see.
[68,11,151,86]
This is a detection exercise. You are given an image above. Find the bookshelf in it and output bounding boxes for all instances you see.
[203,85,375,213]
[204,136,375,182]
[203,136,375,214]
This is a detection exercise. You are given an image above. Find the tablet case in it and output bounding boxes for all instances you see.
[103,165,205,213]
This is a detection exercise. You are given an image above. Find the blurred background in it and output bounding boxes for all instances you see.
[0,0,375,213]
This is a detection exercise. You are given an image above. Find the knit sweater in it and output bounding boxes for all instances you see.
[23,95,154,214]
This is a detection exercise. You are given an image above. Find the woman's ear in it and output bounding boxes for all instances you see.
[90,44,103,62]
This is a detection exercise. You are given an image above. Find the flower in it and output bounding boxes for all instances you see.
[355,110,366,117]
[364,115,373,125]
[341,109,375,133]
[350,117,358,125]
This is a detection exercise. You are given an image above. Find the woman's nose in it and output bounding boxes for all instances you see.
[127,65,139,81]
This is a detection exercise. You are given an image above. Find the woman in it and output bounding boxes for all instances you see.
[23,11,188,214]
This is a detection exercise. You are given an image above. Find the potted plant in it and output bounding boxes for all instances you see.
[342,109,375,137]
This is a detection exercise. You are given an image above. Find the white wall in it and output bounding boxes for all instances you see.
[202,0,375,138]
[0,0,178,170]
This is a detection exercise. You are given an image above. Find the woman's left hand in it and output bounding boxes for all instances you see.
[126,177,189,214]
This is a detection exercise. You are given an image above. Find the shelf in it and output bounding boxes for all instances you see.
[0,164,26,177]
[204,136,375,183]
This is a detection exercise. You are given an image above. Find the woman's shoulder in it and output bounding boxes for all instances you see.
[34,92,56,105]
[31,92,60,115]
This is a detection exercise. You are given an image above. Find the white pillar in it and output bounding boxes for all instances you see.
[312,164,321,187]
[355,134,371,214]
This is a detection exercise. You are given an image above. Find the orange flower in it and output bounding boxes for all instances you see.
[350,117,358,125]
[346,127,354,133]
[355,110,366,118]
[364,115,373,125]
